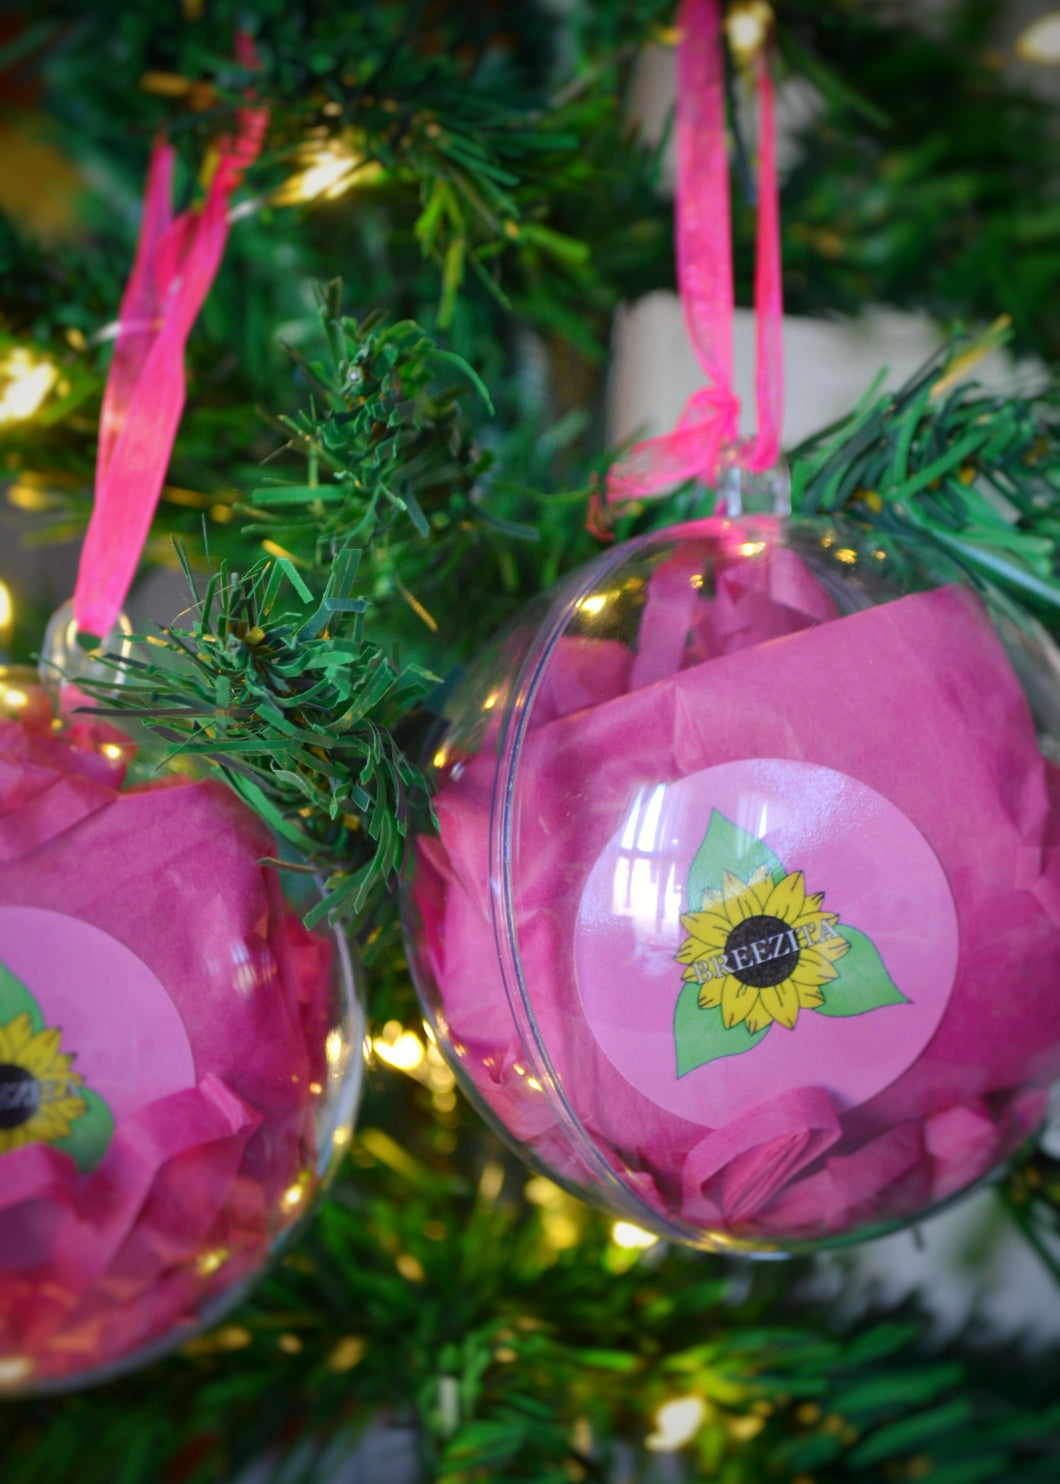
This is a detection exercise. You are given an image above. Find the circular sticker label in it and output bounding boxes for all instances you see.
[574,758,959,1125]
[0,907,196,1170]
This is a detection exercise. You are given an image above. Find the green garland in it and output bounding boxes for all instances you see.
[4,4,1060,1481]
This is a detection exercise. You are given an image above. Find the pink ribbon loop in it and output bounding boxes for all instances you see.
[606,0,783,505]
[73,37,268,640]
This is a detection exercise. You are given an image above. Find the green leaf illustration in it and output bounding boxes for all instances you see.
[0,955,116,1172]
[674,981,770,1077]
[0,959,44,1033]
[814,927,909,1017]
[686,809,786,911]
[50,1089,115,1174]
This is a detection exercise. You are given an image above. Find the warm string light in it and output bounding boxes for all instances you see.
[272,137,383,206]
[370,1021,458,1111]
[724,0,775,67]
[0,348,59,424]
[524,1175,582,1250]
[611,1220,659,1250]
[645,1395,707,1452]
[0,1357,32,1389]
[1016,12,1060,62]
[0,581,13,652]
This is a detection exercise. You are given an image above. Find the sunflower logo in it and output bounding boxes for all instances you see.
[0,1012,87,1155]
[676,866,850,1034]
[672,808,909,1077]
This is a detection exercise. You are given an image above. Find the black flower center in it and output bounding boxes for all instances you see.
[724,915,801,989]
[0,1063,41,1129]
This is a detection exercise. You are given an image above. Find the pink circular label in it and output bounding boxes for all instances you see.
[574,759,959,1125]
[0,907,195,1167]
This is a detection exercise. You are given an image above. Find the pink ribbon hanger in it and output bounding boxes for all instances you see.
[606,0,782,507]
[73,33,268,640]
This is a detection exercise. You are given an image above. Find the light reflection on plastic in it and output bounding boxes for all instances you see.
[325,1029,345,1065]
[577,593,608,616]
[613,784,684,937]
[229,939,257,996]
[734,792,770,847]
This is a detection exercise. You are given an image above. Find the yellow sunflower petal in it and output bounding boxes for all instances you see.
[21,1027,62,1073]
[678,909,732,951]
[27,1108,72,1141]
[747,864,773,890]
[720,871,761,924]
[760,981,800,1029]
[765,871,807,924]
[792,949,840,986]
[697,979,723,1009]
[816,932,850,963]
[745,1004,773,1034]
[796,984,825,1009]
[720,977,760,1028]
[0,1013,33,1058]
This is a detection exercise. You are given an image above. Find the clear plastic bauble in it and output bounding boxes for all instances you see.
[402,508,1060,1252]
[0,648,363,1392]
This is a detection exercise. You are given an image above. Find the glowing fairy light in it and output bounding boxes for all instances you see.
[373,1027,426,1072]
[0,1357,32,1388]
[272,139,383,206]
[724,1,774,66]
[281,1182,307,1212]
[645,1396,707,1452]
[0,582,12,638]
[1016,12,1060,62]
[195,1247,230,1277]
[0,348,59,424]
[611,1220,659,1250]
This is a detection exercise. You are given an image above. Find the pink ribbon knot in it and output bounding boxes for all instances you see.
[606,0,783,506]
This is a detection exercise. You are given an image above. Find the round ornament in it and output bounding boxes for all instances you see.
[0,664,363,1392]
[402,514,1060,1251]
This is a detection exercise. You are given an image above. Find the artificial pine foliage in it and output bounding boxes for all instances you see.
[3,2,1060,1480]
